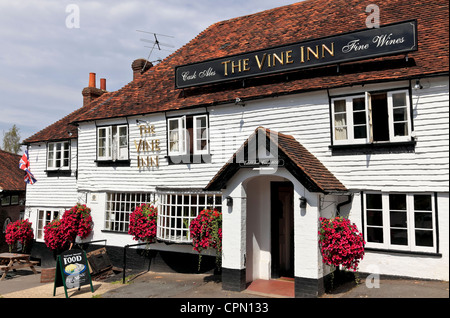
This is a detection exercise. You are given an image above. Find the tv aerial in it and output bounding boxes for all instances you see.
[137,30,175,71]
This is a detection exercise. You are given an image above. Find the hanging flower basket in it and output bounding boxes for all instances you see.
[43,203,93,253]
[61,204,94,243]
[44,218,69,251]
[5,219,34,253]
[318,217,365,272]
[189,209,222,270]
[128,203,158,243]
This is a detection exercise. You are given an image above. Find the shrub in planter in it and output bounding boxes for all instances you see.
[189,209,222,270]
[5,219,34,253]
[128,203,158,243]
[318,217,365,272]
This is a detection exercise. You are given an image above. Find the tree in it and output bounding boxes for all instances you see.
[2,124,21,154]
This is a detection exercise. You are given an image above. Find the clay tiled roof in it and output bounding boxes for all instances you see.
[205,127,347,193]
[71,0,448,124]
[0,150,26,191]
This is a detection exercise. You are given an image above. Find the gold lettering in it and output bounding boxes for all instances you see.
[272,52,284,66]
[151,139,161,152]
[300,46,305,63]
[322,43,334,58]
[285,50,293,64]
[231,60,241,73]
[134,139,142,153]
[222,60,231,76]
[242,58,250,71]
[255,53,267,70]
[150,156,159,167]
[307,46,320,60]
[267,54,271,67]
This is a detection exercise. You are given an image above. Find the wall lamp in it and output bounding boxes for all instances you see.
[299,197,307,209]
[414,79,423,90]
[235,97,245,107]
[226,196,233,207]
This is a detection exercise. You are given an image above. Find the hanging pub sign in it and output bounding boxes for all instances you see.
[175,20,417,89]
[53,249,94,298]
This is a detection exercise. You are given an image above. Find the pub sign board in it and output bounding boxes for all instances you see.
[53,249,94,298]
[175,20,417,89]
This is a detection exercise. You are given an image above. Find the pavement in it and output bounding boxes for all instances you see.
[0,266,448,300]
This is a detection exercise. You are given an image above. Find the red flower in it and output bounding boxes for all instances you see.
[128,204,158,243]
[5,219,34,252]
[43,204,93,251]
[318,217,365,271]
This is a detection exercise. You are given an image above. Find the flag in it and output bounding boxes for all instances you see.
[19,150,37,184]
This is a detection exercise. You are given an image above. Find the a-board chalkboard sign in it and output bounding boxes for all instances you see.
[53,249,94,298]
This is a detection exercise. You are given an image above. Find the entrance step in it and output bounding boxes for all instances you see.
[245,278,295,298]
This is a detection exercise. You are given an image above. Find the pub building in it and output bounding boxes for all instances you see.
[22,0,448,297]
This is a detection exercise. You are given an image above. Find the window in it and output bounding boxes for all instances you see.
[97,125,129,161]
[47,141,70,169]
[167,114,209,157]
[1,196,10,206]
[364,193,436,253]
[331,89,411,145]
[37,209,61,240]
[105,192,157,233]
[157,191,221,243]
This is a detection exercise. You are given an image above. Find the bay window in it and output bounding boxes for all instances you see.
[97,125,129,161]
[364,192,437,253]
[331,89,412,145]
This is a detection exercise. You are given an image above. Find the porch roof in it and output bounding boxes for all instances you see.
[204,127,347,194]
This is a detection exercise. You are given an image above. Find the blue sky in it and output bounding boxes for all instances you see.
[0,0,300,145]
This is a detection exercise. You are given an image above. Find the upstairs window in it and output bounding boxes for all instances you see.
[331,89,411,145]
[167,114,209,160]
[97,125,129,161]
[47,141,70,170]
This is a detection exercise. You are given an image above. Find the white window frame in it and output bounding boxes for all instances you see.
[168,117,186,156]
[193,115,209,155]
[157,191,222,243]
[363,192,437,253]
[47,141,70,170]
[331,94,368,145]
[105,192,157,233]
[97,125,129,161]
[331,89,412,145]
[37,209,61,240]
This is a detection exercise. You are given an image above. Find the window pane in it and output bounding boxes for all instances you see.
[354,126,367,139]
[334,100,346,113]
[415,212,433,229]
[390,212,407,228]
[367,227,383,243]
[414,195,432,211]
[394,123,408,136]
[392,92,407,107]
[389,194,406,210]
[415,230,433,247]
[353,97,365,111]
[391,229,408,245]
[353,111,366,125]
[393,107,408,122]
[366,194,382,209]
[367,210,383,226]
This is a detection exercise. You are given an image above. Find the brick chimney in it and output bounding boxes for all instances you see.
[82,73,106,106]
[131,58,153,80]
